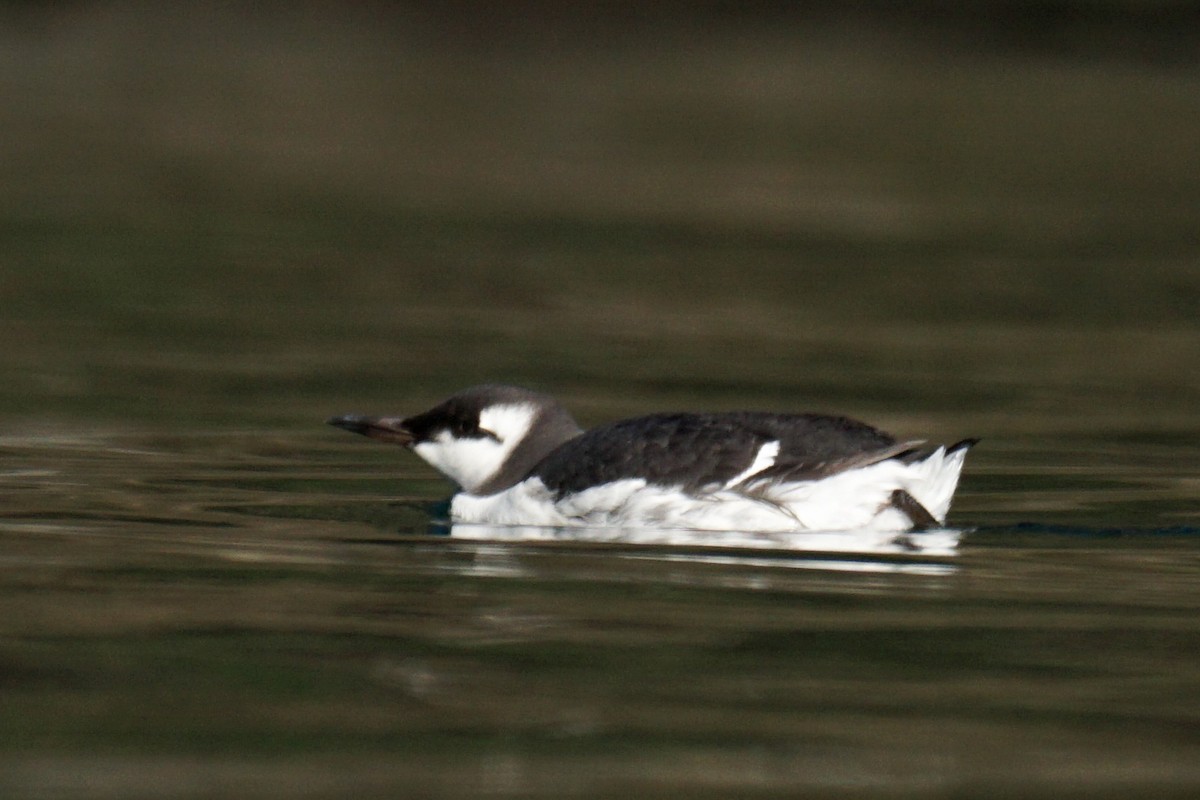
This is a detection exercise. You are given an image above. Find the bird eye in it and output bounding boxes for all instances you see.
[446,418,498,440]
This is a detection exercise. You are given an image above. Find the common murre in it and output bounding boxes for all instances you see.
[328,384,976,533]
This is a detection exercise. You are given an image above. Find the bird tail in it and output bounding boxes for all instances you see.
[902,438,978,524]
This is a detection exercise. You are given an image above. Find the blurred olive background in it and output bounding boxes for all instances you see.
[4,1,1198,440]
[4,5,1200,798]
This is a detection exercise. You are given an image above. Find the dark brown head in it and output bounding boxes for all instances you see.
[328,385,583,495]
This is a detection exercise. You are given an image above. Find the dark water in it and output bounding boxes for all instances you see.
[3,428,1199,798]
[3,5,1200,798]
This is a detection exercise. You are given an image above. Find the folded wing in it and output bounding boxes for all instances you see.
[533,411,911,497]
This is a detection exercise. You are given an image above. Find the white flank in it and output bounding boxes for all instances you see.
[450,444,971,533]
[412,403,536,494]
[723,440,780,488]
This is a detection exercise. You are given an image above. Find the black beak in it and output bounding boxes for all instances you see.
[327,414,415,446]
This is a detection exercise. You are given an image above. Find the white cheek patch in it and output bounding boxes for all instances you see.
[412,404,536,494]
[478,404,537,445]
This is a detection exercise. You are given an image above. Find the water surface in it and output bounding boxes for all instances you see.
[3,423,1198,798]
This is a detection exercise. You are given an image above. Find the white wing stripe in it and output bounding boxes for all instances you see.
[724,440,780,488]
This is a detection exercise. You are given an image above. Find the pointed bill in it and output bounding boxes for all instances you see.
[327,414,415,446]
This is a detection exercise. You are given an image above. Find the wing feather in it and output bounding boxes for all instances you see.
[533,411,901,497]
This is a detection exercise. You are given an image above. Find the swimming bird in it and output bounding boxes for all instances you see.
[328,384,976,533]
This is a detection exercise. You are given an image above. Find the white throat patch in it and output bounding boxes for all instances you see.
[411,403,537,494]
